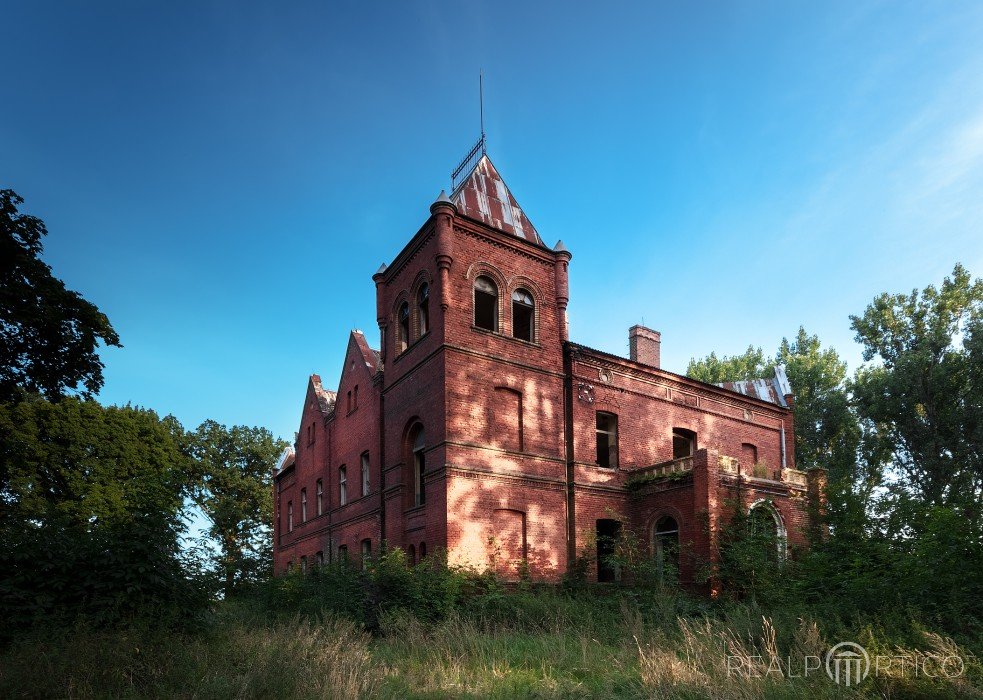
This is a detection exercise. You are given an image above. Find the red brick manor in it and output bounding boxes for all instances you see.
[272,148,824,587]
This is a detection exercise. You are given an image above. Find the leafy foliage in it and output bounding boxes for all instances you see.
[0,189,120,402]
[184,420,288,597]
[686,345,769,384]
[0,396,204,633]
[850,263,982,509]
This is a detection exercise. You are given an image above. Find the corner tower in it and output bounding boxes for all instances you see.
[372,148,574,578]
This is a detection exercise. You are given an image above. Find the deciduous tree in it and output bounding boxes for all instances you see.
[0,189,120,402]
[186,420,287,596]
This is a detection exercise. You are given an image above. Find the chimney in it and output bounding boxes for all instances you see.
[629,325,661,368]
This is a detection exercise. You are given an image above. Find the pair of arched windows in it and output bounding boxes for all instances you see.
[473,276,535,342]
[397,283,430,354]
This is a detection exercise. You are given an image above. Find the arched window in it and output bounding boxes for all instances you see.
[361,539,372,569]
[409,424,426,506]
[511,288,534,341]
[301,488,307,522]
[672,428,697,460]
[398,302,410,353]
[419,542,427,559]
[316,479,323,516]
[654,516,679,582]
[749,502,786,561]
[474,276,498,331]
[339,465,347,506]
[407,544,416,565]
[417,283,430,336]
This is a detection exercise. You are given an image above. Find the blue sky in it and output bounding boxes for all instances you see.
[3,1,982,443]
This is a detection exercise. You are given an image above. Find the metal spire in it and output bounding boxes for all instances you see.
[450,71,489,189]
[480,70,486,155]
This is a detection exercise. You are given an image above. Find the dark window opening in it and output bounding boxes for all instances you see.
[410,424,426,506]
[596,519,622,582]
[672,428,696,460]
[339,465,347,505]
[418,283,430,336]
[654,516,680,583]
[596,412,619,468]
[419,542,427,559]
[338,544,348,563]
[315,551,324,567]
[316,479,323,515]
[361,539,372,569]
[474,276,498,331]
[408,544,416,565]
[361,451,370,496]
[511,288,534,341]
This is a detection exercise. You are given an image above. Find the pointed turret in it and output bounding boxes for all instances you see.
[450,154,543,245]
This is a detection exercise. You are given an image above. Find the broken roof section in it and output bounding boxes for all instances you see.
[451,154,543,246]
[352,330,382,373]
[717,365,793,408]
[310,374,337,413]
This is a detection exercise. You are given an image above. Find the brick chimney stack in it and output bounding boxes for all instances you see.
[629,325,661,368]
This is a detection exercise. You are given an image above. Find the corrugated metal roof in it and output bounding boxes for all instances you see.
[717,365,793,408]
[451,154,543,245]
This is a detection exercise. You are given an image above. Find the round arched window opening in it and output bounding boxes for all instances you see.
[512,288,534,342]
[749,502,787,562]
[398,302,410,353]
[409,424,426,507]
[474,276,498,331]
[417,283,430,336]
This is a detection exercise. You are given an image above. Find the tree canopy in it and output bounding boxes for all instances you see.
[0,189,120,402]
[185,420,287,596]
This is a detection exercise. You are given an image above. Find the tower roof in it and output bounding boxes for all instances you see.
[450,154,543,245]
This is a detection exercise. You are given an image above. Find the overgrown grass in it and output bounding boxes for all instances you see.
[2,586,980,699]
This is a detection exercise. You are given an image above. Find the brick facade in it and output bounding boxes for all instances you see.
[272,154,821,588]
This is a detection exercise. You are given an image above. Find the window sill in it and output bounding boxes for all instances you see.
[470,325,541,348]
[393,331,431,364]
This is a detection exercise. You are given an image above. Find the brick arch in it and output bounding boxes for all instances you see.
[645,504,686,540]
[748,498,788,559]
[593,397,623,414]
[465,262,507,333]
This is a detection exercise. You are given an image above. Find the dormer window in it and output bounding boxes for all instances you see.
[474,276,498,331]
[512,288,534,342]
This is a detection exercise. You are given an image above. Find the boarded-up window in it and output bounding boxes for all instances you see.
[491,509,527,580]
[741,443,758,470]
[488,387,523,452]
